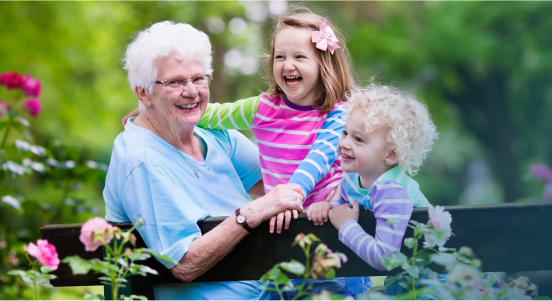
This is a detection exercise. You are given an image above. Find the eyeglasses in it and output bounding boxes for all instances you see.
[154,74,213,90]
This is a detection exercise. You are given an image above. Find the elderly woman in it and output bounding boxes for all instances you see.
[103,21,304,300]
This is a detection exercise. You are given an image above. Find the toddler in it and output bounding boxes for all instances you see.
[308,83,439,271]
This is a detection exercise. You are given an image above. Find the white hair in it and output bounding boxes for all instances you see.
[123,21,213,96]
[347,82,439,176]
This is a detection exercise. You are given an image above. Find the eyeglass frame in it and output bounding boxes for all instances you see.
[154,74,213,89]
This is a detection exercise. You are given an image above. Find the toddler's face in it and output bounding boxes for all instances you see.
[272,27,320,107]
[338,110,394,184]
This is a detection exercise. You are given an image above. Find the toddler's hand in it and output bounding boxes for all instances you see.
[306,202,333,226]
[329,200,359,231]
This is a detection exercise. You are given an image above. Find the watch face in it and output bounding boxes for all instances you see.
[237,215,245,223]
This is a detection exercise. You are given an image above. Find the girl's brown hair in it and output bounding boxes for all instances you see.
[263,5,356,113]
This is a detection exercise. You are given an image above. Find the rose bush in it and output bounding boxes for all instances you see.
[27,239,60,271]
[79,216,114,252]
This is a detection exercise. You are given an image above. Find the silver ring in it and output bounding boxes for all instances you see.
[293,196,297,202]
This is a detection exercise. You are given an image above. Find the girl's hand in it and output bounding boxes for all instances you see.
[122,108,140,128]
[329,200,359,231]
[307,202,333,226]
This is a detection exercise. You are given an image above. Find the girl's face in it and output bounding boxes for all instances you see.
[273,27,320,107]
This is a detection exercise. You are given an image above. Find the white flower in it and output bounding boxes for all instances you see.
[428,205,452,231]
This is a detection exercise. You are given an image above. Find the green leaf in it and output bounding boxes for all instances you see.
[40,266,54,274]
[275,272,292,287]
[403,237,416,249]
[414,252,432,266]
[62,255,93,275]
[84,292,105,300]
[280,260,305,276]
[122,294,148,300]
[323,268,336,279]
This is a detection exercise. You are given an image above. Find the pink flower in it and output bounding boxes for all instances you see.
[428,205,452,231]
[22,75,41,98]
[27,239,60,270]
[23,99,42,117]
[0,72,23,90]
[530,164,552,182]
[79,217,114,252]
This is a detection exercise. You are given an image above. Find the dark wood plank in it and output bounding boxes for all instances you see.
[41,202,552,286]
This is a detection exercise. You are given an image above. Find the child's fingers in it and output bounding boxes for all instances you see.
[322,207,329,222]
[307,205,313,221]
[352,200,360,212]
[284,210,292,230]
[293,209,299,220]
[276,211,285,234]
[269,215,276,233]
[314,208,324,226]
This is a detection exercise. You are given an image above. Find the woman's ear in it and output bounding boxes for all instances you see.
[385,149,399,166]
[135,86,153,107]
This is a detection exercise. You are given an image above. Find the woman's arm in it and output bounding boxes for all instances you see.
[170,184,304,282]
[287,104,348,196]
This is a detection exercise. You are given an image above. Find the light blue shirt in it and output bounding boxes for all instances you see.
[104,118,266,300]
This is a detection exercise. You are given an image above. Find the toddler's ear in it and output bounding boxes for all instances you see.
[385,149,399,166]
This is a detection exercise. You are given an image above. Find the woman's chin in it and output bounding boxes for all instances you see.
[177,107,203,126]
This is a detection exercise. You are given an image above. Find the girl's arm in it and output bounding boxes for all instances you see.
[333,181,414,271]
[197,95,260,130]
[287,104,348,196]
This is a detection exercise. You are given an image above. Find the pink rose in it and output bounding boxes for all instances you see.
[23,99,42,117]
[27,239,60,270]
[79,217,114,252]
[428,205,452,231]
[22,75,41,98]
[0,72,24,90]
[530,164,552,182]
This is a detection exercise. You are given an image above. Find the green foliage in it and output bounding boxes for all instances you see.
[63,220,176,300]
[260,233,348,300]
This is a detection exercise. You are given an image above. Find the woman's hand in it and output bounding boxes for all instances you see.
[268,183,306,234]
[307,202,333,226]
[122,108,140,128]
[242,184,304,230]
[329,200,359,231]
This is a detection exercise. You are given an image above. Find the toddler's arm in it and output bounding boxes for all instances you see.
[288,104,348,196]
[331,181,414,271]
[197,96,260,130]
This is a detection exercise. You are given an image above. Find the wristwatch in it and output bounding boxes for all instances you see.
[235,208,252,233]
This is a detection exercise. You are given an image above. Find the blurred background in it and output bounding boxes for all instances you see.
[0,1,551,298]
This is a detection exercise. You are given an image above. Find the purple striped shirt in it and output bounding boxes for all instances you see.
[337,180,415,271]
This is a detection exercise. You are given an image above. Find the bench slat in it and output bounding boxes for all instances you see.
[41,202,552,287]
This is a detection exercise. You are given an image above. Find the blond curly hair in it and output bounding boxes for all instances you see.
[347,83,439,176]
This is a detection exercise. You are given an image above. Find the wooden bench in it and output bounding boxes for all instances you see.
[41,202,552,299]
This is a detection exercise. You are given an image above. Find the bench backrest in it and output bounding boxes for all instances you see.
[41,202,552,298]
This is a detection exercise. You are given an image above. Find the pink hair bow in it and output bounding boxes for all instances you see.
[311,20,341,54]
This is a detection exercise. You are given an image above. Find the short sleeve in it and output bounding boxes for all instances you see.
[225,130,262,192]
[121,162,208,269]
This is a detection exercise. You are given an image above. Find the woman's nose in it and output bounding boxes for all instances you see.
[181,81,198,98]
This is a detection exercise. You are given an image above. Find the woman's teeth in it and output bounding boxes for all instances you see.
[176,103,198,110]
[285,76,301,85]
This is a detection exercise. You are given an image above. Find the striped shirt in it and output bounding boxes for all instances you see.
[198,93,347,209]
[334,166,430,271]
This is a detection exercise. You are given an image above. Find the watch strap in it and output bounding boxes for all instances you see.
[235,208,252,233]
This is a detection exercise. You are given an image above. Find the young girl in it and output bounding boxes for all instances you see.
[312,83,439,272]
[198,8,354,215]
